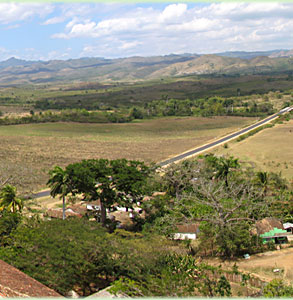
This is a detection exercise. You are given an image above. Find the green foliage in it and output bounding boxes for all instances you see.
[0,218,111,296]
[47,166,72,220]
[236,123,274,142]
[263,279,293,297]
[0,219,174,296]
[0,211,22,246]
[110,254,232,297]
[65,159,150,225]
[129,107,144,119]
[0,184,23,213]
[153,155,267,257]
[0,109,133,126]
[109,278,143,297]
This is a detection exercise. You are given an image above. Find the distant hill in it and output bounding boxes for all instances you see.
[215,50,278,59]
[0,50,293,85]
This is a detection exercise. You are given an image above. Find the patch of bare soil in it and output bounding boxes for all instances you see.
[205,247,293,285]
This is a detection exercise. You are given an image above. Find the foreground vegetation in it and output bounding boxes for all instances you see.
[0,154,292,297]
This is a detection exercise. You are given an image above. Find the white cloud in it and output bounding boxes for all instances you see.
[119,41,141,50]
[44,2,293,57]
[158,3,187,23]
[0,3,54,24]
[42,16,65,25]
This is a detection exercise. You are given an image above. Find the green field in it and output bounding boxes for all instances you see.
[0,116,256,194]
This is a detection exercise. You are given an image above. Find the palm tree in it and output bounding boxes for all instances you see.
[255,171,269,196]
[215,156,240,187]
[47,166,72,220]
[0,184,23,213]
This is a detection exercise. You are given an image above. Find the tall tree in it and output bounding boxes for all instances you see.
[47,166,72,220]
[65,159,150,226]
[0,184,23,213]
[205,154,240,187]
[159,156,265,257]
[255,171,269,196]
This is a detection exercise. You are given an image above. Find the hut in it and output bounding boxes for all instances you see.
[173,224,200,240]
[255,218,291,244]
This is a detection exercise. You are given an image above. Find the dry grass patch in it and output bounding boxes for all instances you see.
[0,116,256,193]
[213,119,293,180]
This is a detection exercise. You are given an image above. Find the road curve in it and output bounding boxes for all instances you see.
[159,107,292,167]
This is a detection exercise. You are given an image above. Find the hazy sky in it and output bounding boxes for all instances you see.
[0,2,293,61]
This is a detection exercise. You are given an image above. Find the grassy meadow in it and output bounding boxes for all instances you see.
[0,116,256,194]
[213,119,293,180]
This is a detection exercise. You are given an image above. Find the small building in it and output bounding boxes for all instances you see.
[173,224,200,240]
[255,218,292,244]
[260,228,290,244]
[283,222,293,233]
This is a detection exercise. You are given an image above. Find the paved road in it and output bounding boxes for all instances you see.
[159,107,292,167]
[31,189,51,199]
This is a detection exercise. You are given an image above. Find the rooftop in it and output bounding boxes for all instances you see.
[0,259,61,297]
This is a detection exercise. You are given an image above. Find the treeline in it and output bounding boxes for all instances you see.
[132,96,275,119]
[0,109,132,125]
[1,95,290,126]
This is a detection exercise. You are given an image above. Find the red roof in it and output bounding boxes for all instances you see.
[176,224,200,233]
[0,259,61,297]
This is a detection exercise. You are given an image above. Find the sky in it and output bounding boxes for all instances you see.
[0,2,293,61]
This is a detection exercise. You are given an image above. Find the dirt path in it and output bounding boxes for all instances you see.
[25,195,62,213]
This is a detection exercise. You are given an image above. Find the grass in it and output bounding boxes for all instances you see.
[213,119,293,180]
[0,116,256,194]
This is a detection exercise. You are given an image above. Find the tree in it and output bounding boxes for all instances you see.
[130,107,144,119]
[159,156,266,257]
[0,218,112,296]
[263,279,293,297]
[0,211,22,246]
[179,177,263,256]
[65,159,150,225]
[47,166,72,220]
[205,154,240,187]
[0,184,23,213]
[255,171,269,196]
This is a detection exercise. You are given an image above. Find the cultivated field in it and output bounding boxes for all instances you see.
[0,116,256,194]
[213,119,293,180]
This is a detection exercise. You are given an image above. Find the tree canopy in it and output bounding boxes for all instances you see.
[61,158,151,225]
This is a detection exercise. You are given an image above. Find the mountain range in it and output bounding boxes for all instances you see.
[0,49,293,85]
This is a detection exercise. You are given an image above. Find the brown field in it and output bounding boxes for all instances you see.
[213,119,293,180]
[0,116,256,194]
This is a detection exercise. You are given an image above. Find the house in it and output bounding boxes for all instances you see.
[283,222,293,233]
[173,224,200,240]
[254,218,292,244]
[0,259,61,297]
